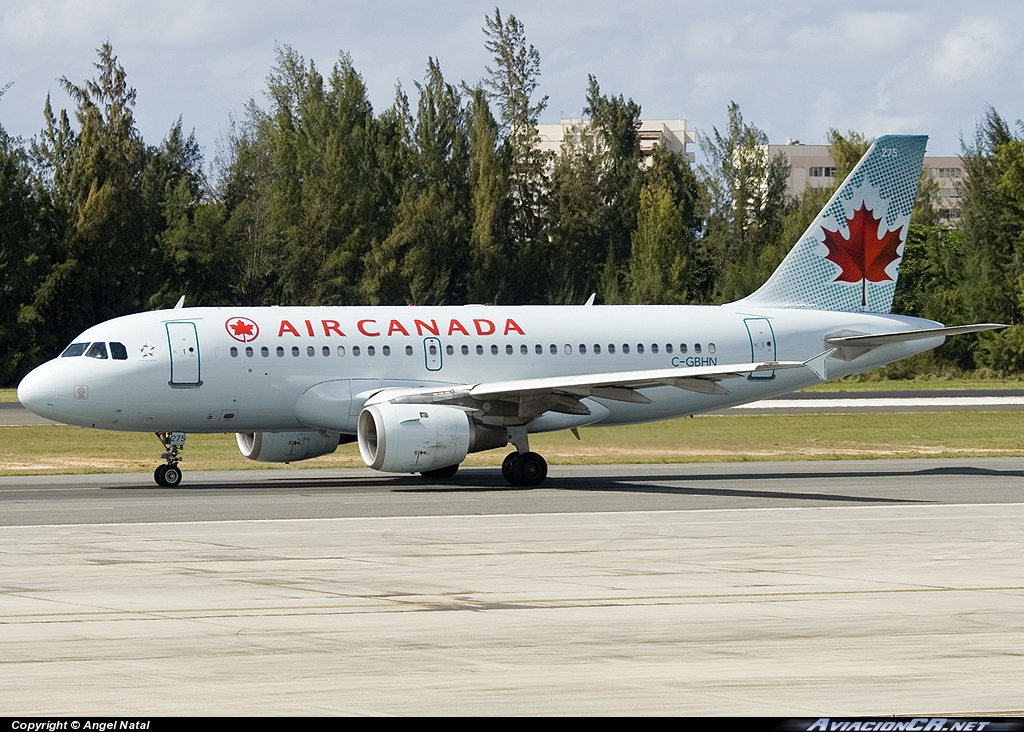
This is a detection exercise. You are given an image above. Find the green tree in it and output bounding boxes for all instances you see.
[699,102,791,303]
[483,8,548,302]
[628,146,706,304]
[466,86,512,303]
[363,59,470,305]
[29,43,164,351]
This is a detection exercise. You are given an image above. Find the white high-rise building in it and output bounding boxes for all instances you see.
[537,118,696,164]
[769,142,965,224]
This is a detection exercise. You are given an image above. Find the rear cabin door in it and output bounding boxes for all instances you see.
[744,317,776,380]
[166,322,202,387]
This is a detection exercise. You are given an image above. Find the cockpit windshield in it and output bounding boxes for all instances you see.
[61,341,128,360]
[61,343,89,358]
[85,342,108,359]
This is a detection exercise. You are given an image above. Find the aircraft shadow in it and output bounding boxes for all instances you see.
[110,464,1021,505]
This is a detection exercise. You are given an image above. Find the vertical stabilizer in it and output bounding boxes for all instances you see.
[737,134,927,313]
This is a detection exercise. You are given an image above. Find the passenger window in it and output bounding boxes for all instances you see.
[549,344,557,355]
[622,344,630,354]
[61,342,89,358]
[405,345,413,356]
[708,343,716,354]
[491,344,499,355]
[367,346,375,357]
[292,346,300,357]
[695,343,702,354]
[535,344,543,355]
[680,343,688,354]
[352,346,361,357]
[579,344,587,354]
[245,346,254,358]
[337,346,345,357]
[520,344,528,355]
[608,344,615,354]
[262,346,270,357]
[593,344,601,354]
[462,345,469,355]
[278,346,285,357]
[230,347,239,358]
[446,345,454,356]
[637,344,645,355]
[650,344,658,354]
[85,342,108,359]
[383,345,391,356]
[666,344,673,354]
[506,344,514,355]
[306,346,315,357]
[476,345,484,355]
[110,342,128,360]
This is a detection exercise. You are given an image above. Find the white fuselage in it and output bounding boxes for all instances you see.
[17,304,943,434]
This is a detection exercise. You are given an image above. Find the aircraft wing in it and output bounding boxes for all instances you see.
[371,360,805,418]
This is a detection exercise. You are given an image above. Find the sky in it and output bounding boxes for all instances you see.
[1,0,1022,164]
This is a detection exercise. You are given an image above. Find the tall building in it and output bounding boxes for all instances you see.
[537,118,697,164]
[768,142,965,224]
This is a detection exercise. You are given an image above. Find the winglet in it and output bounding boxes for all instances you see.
[803,350,835,381]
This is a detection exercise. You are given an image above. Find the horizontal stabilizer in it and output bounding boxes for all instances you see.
[825,323,1006,348]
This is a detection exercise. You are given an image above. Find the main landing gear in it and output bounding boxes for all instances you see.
[501,451,548,486]
[154,431,186,487]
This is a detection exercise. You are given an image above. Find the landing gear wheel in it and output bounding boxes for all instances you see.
[154,464,182,487]
[420,463,460,480]
[501,452,517,484]
[510,451,547,487]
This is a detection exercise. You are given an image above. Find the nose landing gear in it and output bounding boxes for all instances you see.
[154,431,186,487]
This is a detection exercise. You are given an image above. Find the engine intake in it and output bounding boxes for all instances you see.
[357,403,506,473]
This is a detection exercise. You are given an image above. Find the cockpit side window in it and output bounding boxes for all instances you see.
[61,343,89,358]
[110,342,128,360]
[85,342,108,359]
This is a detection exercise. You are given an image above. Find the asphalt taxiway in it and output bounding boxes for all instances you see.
[1,459,1022,716]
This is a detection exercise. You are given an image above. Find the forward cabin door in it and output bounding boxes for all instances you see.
[166,322,202,387]
[744,317,776,380]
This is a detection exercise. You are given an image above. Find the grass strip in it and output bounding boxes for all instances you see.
[3,410,1023,476]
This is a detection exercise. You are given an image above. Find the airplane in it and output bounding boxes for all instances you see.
[16,134,1002,487]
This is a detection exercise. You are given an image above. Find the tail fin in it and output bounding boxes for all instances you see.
[737,134,927,313]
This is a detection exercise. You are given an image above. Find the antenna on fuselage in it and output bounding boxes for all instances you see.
[583,293,596,306]
[173,295,185,309]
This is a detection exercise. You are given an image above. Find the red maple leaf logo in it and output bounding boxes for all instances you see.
[225,317,259,343]
[823,203,903,284]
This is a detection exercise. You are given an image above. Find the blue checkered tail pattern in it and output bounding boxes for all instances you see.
[736,135,927,313]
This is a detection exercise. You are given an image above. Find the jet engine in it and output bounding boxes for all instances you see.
[236,430,342,463]
[357,403,506,473]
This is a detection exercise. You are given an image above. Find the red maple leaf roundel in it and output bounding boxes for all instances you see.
[823,203,903,284]
[225,317,259,343]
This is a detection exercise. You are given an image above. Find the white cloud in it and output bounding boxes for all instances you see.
[930,17,1016,83]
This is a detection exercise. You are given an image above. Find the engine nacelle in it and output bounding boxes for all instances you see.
[357,403,506,473]
[236,430,341,463]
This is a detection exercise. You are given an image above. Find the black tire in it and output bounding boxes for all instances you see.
[154,465,167,486]
[511,452,547,487]
[162,464,182,487]
[501,452,518,484]
[420,463,459,480]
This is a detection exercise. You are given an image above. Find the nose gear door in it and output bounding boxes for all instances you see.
[166,322,202,387]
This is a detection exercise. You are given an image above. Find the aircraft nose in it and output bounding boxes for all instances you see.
[17,363,57,417]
